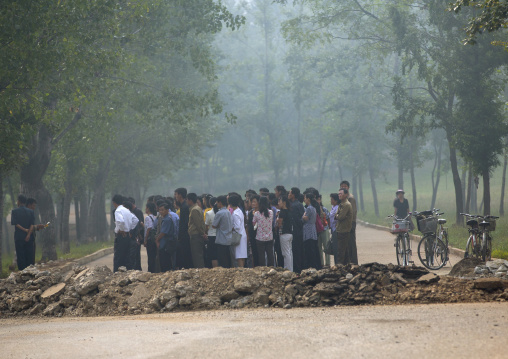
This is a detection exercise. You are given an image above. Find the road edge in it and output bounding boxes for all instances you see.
[357,220,466,259]
[59,247,114,273]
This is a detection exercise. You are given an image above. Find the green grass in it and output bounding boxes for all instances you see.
[1,239,113,278]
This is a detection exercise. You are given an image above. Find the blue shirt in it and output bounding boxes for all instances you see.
[302,205,317,241]
[159,214,174,249]
[212,207,232,245]
[170,210,179,239]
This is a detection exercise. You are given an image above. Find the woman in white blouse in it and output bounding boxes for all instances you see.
[229,195,247,268]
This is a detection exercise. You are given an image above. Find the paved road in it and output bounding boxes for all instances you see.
[87,224,463,275]
[1,303,507,358]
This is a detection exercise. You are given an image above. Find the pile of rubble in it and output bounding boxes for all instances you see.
[1,261,507,317]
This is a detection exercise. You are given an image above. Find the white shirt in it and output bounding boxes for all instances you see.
[114,205,138,233]
[205,209,216,237]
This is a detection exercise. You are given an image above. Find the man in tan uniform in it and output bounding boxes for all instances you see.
[334,188,353,265]
[340,181,358,264]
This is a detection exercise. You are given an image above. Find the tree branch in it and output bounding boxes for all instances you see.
[51,110,82,146]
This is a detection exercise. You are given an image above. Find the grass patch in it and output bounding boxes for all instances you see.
[1,239,113,278]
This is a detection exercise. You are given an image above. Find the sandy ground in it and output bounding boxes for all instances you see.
[86,224,463,275]
[0,303,506,358]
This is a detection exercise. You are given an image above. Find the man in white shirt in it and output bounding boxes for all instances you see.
[112,194,139,272]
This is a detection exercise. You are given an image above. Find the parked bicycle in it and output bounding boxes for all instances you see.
[461,213,498,261]
[387,213,413,266]
[461,213,482,259]
[414,209,449,270]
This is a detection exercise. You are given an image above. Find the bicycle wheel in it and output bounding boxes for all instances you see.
[404,233,412,264]
[418,235,446,270]
[396,234,406,266]
[441,230,449,264]
[465,234,481,259]
[482,234,492,262]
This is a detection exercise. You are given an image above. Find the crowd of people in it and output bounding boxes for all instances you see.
[112,182,359,273]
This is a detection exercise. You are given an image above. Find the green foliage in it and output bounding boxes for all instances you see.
[450,0,508,46]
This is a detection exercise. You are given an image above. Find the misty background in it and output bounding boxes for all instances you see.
[1,0,508,268]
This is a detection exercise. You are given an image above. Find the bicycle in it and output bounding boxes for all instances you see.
[415,209,449,270]
[387,214,413,266]
[460,213,482,259]
[477,215,498,261]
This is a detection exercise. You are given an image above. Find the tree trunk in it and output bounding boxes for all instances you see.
[465,167,472,214]
[88,160,110,241]
[397,142,404,190]
[20,125,58,261]
[471,176,478,213]
[482,169,491,216]
[60,166,72,254]
[358,171,365,212]
[500,153,507,216]
[338,163,343,183]
[78,188,89,242]
[461,167,467,210]
[352,169,358,201]
[74,196,80,242]
[446,130,464,226]
[430,140,443,209]
[368,156,379,217]
[318,152,329,191]
[409,143,417,212]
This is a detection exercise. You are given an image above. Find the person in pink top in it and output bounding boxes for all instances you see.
[252,196,274,266]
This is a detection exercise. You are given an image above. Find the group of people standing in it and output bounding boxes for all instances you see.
[112,182,359,273]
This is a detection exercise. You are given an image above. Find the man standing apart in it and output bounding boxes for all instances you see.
[174,188,192,269]
[112,194,138,272]
[187,193,207,268]
[11,195,37,270]
[212,195,233,268]
[333,188,353,265]
[289,187,305,273]
[340,181,358,264]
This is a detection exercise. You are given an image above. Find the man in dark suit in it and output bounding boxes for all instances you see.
[11,195,36,270]
[174,188,192,268]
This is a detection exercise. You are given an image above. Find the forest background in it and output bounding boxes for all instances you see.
[1,0,508,275]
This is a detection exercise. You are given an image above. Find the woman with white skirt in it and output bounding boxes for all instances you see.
[229,195,247,267]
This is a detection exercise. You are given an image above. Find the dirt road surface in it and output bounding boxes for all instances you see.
[1,225,487,358]
[1,303,507,358]
[86,224,463,275]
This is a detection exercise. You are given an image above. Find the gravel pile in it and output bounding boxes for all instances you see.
[1,261,507,317]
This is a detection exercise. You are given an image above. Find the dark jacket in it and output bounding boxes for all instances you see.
[11,206,35,242]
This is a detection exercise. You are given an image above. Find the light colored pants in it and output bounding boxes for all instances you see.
[280,233,294,272]
[317,230,331,266]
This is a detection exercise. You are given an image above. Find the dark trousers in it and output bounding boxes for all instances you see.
[256,240,274,267]
[348,222,358,265]
[130,239,142,271]
[333,231,350,265]
[113,235,131,272]
[15,240,35,271]
[190,234,205,268]
[159,247,177,272]
[217,244,231,268]
[176,235,193,269]
[146,239,158,273]
[273,231,284,267]
[303,239,321,270]
[249,231,259,267]
[292,231,304,273]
